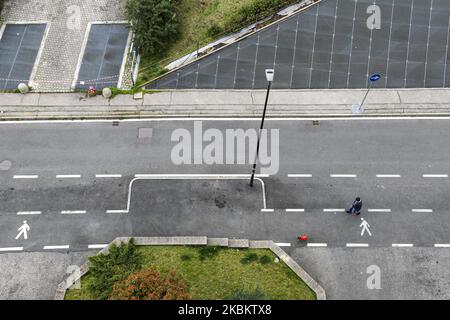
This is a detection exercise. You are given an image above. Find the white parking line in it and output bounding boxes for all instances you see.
[324,209,346,212]
[261,209,274,213]
[0,247,24,252]
[286,209,305,212]
[392,244,413,247]
[307,243,327,247]
[61,210,86,215]
[376,174,401,178]
[88,244,108,249]
[288,174,313,178]
[412,209,433,213]
[13,175,38,179]
[434,244,450,248]
[96,174,122,178]
[43,245,69,250]
[368,209,391,213]
[423,174,448,178]
[330,174,357,178]
[276,243,291,247]
[346,243,369,247]
[17,211,42,215]
[56,175,81,179]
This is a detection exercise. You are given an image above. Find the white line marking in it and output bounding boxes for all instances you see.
[423,174,448,178]
[61,210,86,215]
[368,209,391,213]
[346,243,369,247]
[96,174,122,178]
[307,243,327,247]
[276,243,292,247]
[88,244,108,249]
[286,209,305,212]
[435,244,450,248]
[13,175,38,179]
[261,209,274,213]
[376,174,401,178]
[17,211,42,215]
[108,175,268,213]
[412,209,433,213]
[288,174,312,178]
[324,209,345,212]
[56,175,81,179]
[43,245,69,250]
[392,244,413,247]
[0,247,24,252]
[106,210,127,214]
[330,174,357,178]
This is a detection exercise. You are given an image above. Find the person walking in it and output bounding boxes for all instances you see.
[346,197,363,215]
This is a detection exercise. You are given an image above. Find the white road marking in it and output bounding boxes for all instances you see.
[106,210,128,214]
[324,209,346,212]
[346,243,369,247]
[88,244,108,249]
[44,245,69,250]
[13,175,38,179]
[307,243,327,247]
[392,244,413,247]
[61,210,86,215]
[261,209,274,213]
[368,209,391,213]
[17,211,42,215]
[330,174,357,178]
[286,209,305,212]
[276,243,291,247]
[288,174,312,178]
[434,244,450,248]
[423,174,448,178]
[412,209,433,213]
[0,247,24,252]
[96,174,122,178]
[56,175,81,179]
[376,174,401,178]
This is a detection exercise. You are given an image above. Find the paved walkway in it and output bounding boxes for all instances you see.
[1,88,450,120]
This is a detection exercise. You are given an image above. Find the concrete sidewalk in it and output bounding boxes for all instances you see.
[1,88,450,120]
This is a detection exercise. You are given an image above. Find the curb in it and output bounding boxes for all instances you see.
[55,236,326,300]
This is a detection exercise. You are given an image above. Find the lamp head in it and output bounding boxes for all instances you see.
[265,69,274,82]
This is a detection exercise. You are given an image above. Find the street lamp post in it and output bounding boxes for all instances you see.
[250,69,274,187]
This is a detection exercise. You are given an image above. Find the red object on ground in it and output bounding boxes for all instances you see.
[298,234,308,241]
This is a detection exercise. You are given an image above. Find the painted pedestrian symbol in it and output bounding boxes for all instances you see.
[360,218,372,237]
[15,221,30,240]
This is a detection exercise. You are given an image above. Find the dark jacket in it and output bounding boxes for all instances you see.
[352,200,363,212]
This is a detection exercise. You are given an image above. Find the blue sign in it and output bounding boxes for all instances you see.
[370,73,381,82]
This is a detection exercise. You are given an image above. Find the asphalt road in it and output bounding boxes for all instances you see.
[2,118,450,299]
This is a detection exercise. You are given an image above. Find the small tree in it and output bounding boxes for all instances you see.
[125,0,181,56]
[87,238,142,300]
[109,267,190,300]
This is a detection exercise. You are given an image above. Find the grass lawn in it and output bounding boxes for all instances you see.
[137,0,300,85]
[65,246,316,300]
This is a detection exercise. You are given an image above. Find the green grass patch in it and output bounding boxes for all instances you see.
[65,245,316,300]
[137,0,301,86]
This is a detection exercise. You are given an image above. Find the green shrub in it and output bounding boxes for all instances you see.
[226,0,298,30]
[228,287,266,300]
[87,238,142,300]
[198,246,222,261]
[206,24,224,38]
[259,255,272,265]
[125,0,181,56]
[240,252,258,265]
